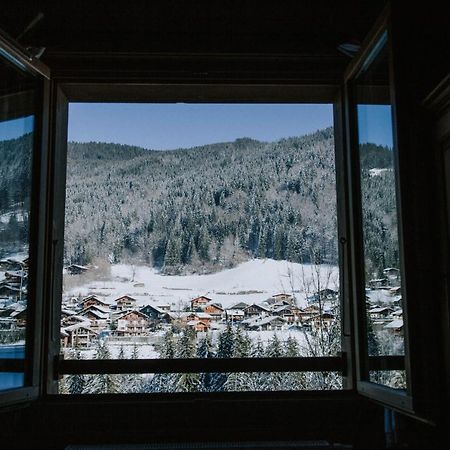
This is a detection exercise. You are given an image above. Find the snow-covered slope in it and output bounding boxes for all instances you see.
[63,258,339,309]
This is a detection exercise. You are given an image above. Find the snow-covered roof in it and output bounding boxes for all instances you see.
[247,315,286,328]
[384,319,404,329]
[369,306,393,313]
[80,309,108,319]
[191,312,213,319]
[116,309,150,320]
[225,309,244,316]
[61,308,79,316]
[63,321,96,333]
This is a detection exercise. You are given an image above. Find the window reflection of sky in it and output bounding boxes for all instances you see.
[357,104,393,149]
[0,115,34,141]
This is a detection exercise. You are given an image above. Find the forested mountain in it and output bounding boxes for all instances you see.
[65,129,338,273]
[0,134,32,257]
[0,129,399,277]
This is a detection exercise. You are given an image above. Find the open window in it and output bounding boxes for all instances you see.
[48,90,349,395]
[0,31,50,404]
[343,10,415,413]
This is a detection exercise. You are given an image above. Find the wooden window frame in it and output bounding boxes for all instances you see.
[0,29,50,407]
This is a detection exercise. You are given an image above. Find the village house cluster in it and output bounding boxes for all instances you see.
[59,289,343,350]
[0,256,28,342]
[367,267,404,334]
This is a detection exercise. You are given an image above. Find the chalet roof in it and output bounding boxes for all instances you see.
[369,306,394,314]
[272,293,293,298]
[66,264,89,270]
[62,314,87,324]
[80,295,108,305]
[140,304,165,314]
[191,295,212,302]
[63,321,97,333]
[10,307,26,318]
[61,308,79,316]
[231,302,248,309]
[245,303,271,312]
[115,295,138,302]
[116,309,150,321]
[247,315,286,328]
[189,312,213,319]
[205,302,224,310]
[187,319,210,327]
[83,304,111,314]
[273,305,295,313]
[5,270,27,278]
[225,309,245,316]
[80,308,109,319]
[384,319,404,330]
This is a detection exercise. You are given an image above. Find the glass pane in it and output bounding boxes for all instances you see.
[355,33,406,388]
[60,103,341,392]
[0,56,36,390]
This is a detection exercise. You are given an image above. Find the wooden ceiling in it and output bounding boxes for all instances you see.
[0,1,387,82]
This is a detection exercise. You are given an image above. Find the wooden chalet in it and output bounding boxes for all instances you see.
[269,293,294,304]
[383,267,400,281]
[224,309,245,322]
[0,283,22,300]
[4,270,27,284]
[190,296,212,310]
[79,305,110,330]
[186,319,210,332]
[308,312,336,331]
[115,295,138,310]
[298,305,321,322]
[116,310,150,336]
[204,302,224,317]
[10,308,27,327]
[79,295,109,310]
[384,318,404,334]
[61,322,98,348]
[368,278,389,289]
[243,303,271,317]
[272,305,302,323]
[185,312,212,325]
[66,264,89,275]
[369,306,395,320]
[140,304,166,320]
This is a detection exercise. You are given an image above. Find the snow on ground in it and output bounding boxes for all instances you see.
[369,168,392,177]
[63,258,339,310]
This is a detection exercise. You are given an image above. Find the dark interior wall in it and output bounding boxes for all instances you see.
[0,394,385,450]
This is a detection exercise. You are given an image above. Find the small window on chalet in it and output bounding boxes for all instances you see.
[59,103,346,394]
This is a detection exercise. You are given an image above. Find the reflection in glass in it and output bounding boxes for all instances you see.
[355,34,406,389]
[0,57,35,390]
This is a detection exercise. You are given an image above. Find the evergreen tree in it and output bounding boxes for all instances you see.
[85,340,120,394]
[67,349,86,394]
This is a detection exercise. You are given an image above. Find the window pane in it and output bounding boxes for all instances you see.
[60,103,341,392]
[0,57,35,390]
[354,34,406,388]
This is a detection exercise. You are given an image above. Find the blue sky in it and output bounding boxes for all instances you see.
[0,116,34,141]
[68,103,334,150]
[357,104,393,148]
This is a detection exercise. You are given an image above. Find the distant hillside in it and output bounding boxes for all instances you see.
[0,129,399,277]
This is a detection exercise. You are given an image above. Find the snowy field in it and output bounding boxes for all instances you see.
[63,258,339,311]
